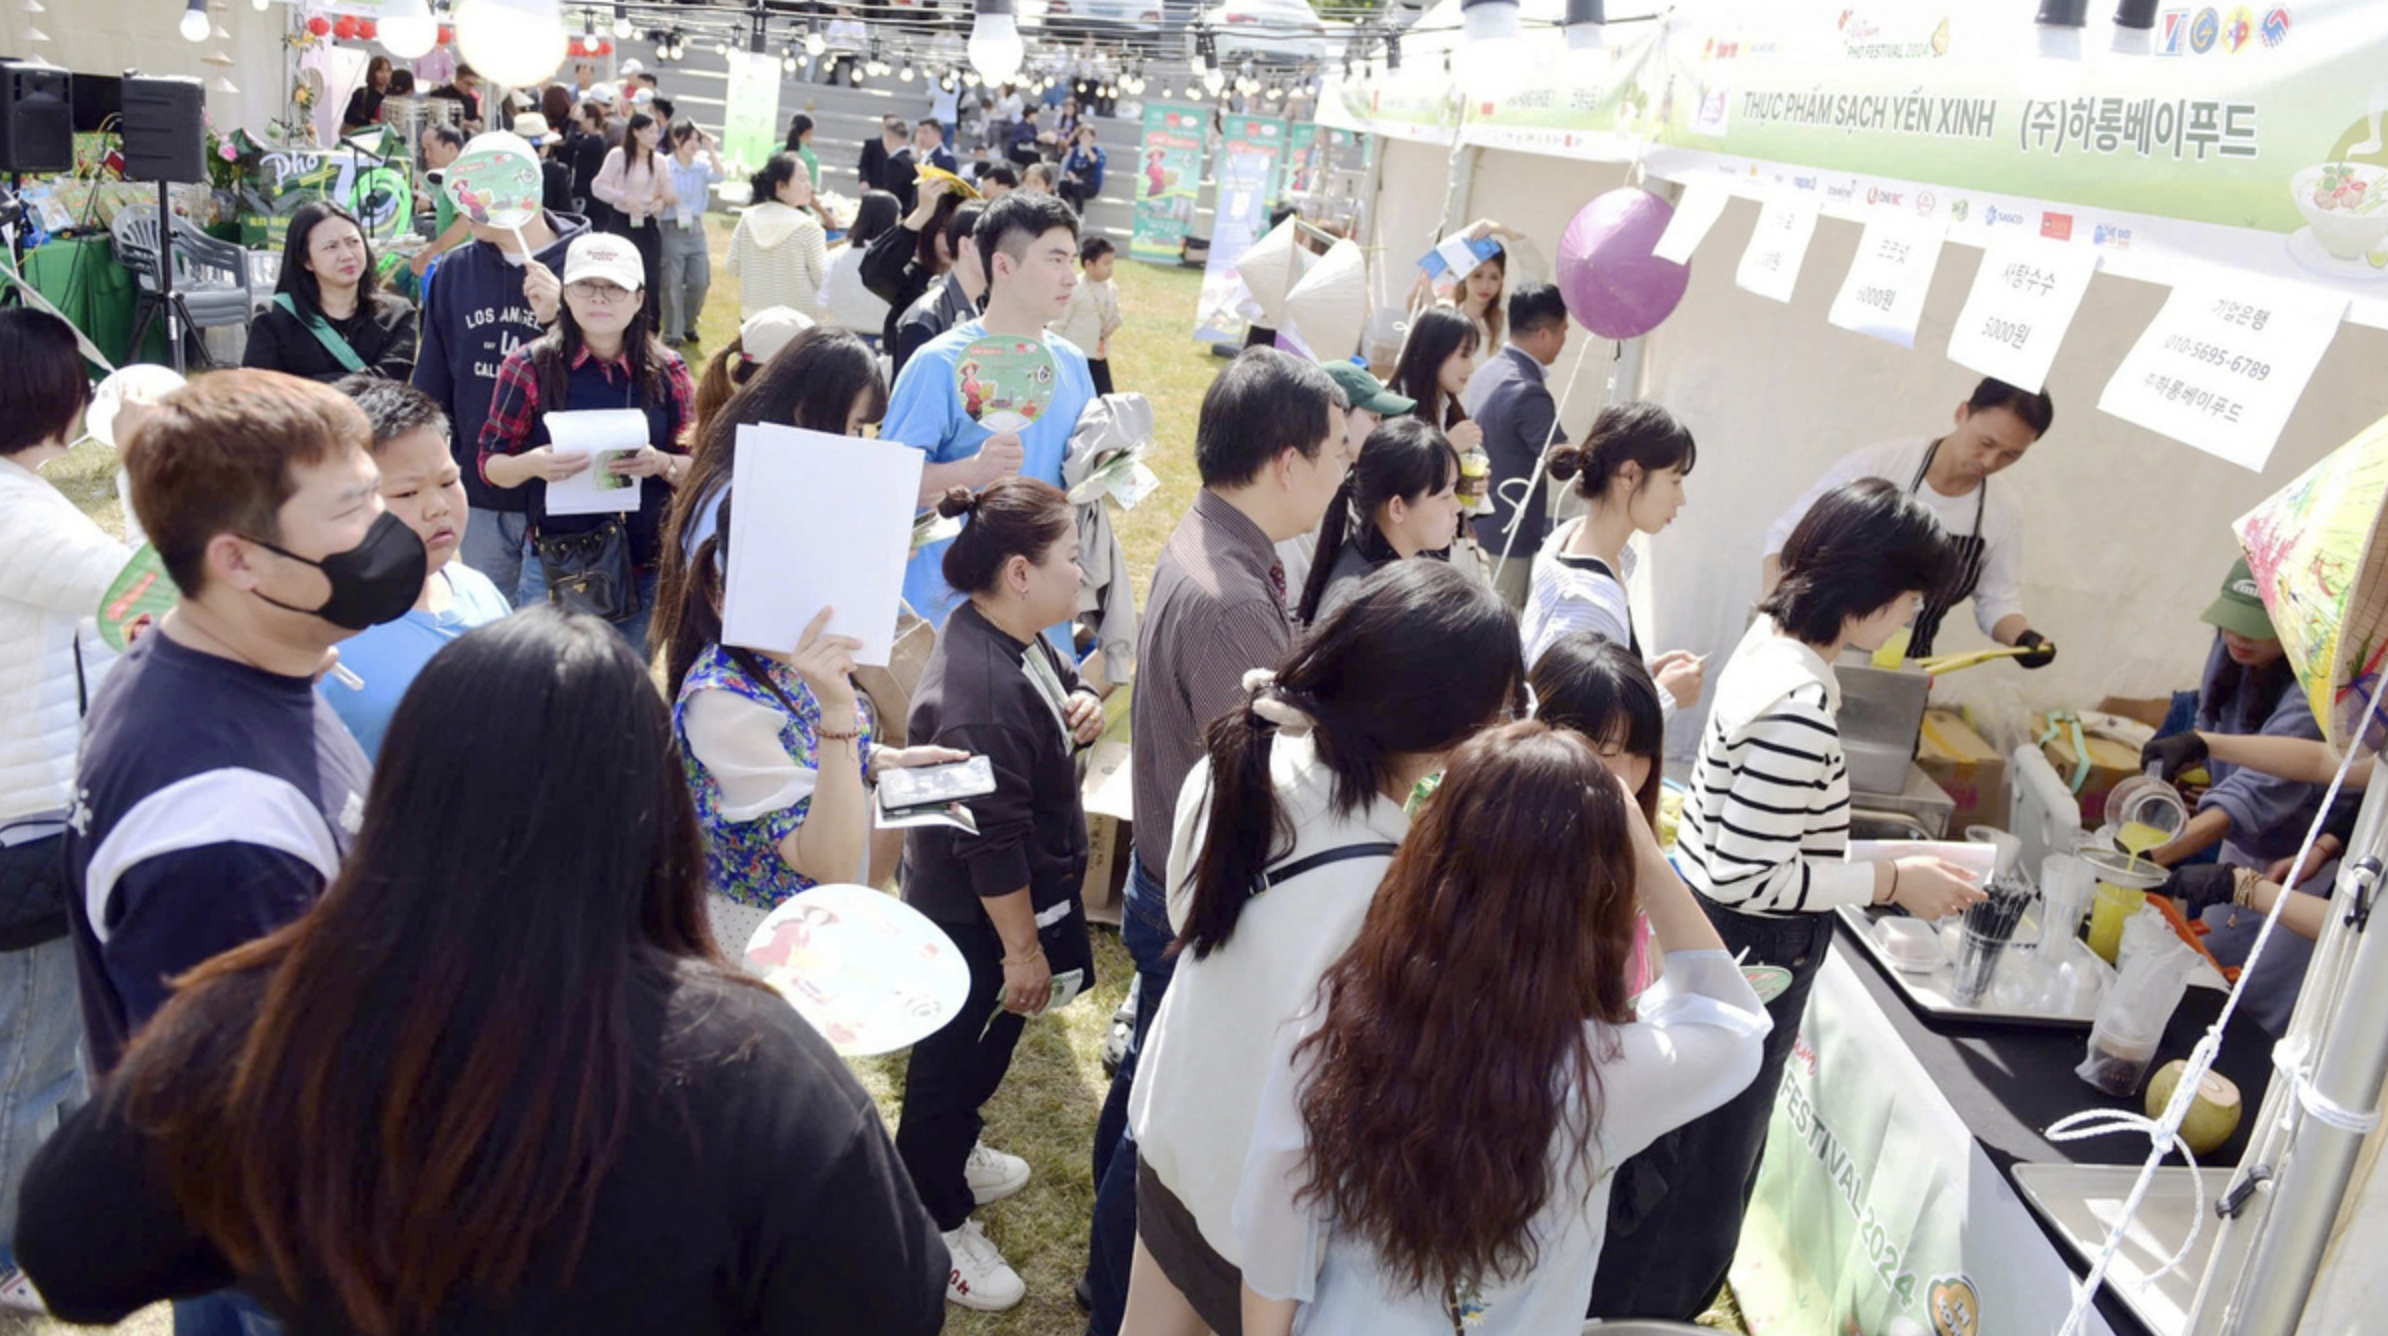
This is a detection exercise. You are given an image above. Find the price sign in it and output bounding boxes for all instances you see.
[1945,237,2100,394]
[1827,217,1948,349]
[1734,192,1821,303]
[1653,180,1731,265]
[2098,280,2349,471]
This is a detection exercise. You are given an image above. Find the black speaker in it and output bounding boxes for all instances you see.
[120,74,206,184]
[0,61,72,174]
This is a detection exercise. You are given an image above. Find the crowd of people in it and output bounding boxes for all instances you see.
[0,42,2357,1336]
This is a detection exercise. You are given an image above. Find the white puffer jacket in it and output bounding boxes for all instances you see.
[0,455,130,827]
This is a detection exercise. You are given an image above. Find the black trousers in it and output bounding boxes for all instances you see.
[1088,357,1113,397]
[608,216,665,330]
[895,915,1027,1232]
[1587,900,1835,1321]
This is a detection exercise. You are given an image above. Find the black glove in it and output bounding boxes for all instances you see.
[2141,730,2209,782]
[2161,863,2239,913]
[2014,629,2056,669]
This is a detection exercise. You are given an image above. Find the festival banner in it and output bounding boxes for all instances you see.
[1131,103,1208,266]
[720,51,783,186]
[1322,0,2388,329]
[1195,115,1291,344]
[1735,954,2118,1336]
[1275,123,1319,202]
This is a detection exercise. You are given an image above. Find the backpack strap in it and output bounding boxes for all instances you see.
[1252,841,1400,896]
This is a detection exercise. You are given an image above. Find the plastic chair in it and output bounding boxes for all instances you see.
[109,205,259,368]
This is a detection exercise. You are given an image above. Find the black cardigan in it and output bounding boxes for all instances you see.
[241,295,419,384]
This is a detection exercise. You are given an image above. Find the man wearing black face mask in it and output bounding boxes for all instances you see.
[64,371,419,1086]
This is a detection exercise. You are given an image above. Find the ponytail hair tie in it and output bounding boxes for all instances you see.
[1241,668,1317,738]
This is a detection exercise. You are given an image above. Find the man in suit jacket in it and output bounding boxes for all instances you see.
[1460,281,1572,611]
[858,115,904,191]
[914,120,959,176]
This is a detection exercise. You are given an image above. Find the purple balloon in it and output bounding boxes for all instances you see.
[1555,188,1692,340]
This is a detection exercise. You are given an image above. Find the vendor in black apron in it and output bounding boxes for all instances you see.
[1762,376,2060,665]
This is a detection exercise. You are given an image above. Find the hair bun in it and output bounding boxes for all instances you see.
[935,485,980,520]
[1544,443,1584,483]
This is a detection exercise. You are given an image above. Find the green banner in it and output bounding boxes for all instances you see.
[1131,103,1208,266]
[1322,0,2388,327]
[721,51,784,186]
[1196,115,1290,343]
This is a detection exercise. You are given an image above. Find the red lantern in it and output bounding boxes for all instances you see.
[357,18,376,38]
[333,15,358,38]
[596,38,612,55]
[306,13,331,35]
[437,23,453,43]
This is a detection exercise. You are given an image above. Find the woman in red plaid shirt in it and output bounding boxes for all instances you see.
[480,232,695,657]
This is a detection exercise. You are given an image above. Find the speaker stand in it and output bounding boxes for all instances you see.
[155,179,182,375]
[0,173,23,310]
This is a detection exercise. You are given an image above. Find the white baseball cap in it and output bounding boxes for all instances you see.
[620,58,645,75]
[739,307,816,365]
[563,231,645,290]
[590,84,618,105]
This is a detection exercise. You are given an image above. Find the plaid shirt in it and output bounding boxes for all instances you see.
[477,343,695,485]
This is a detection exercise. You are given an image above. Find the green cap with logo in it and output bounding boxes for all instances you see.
[1321,360,1414,419]
[2201,557,2276,641]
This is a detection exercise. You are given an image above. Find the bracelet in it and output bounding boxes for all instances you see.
[2233,867,2260,909]
[817,725,862,743]
[1881,864,1901,906]
[1001,947,1045,967]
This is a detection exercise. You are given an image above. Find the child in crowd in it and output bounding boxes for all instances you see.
[1050,235,1123,396]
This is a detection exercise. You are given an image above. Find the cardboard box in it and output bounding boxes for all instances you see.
[2032,711,2142,827]
[1080,739,1133,926]
[1915,707,2007,832]
[2096,695,2175,732]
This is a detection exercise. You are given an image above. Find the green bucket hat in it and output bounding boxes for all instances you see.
[1321,361,1415,418]
[2201,557,2277,641]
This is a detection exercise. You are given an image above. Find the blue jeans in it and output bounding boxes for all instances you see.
[1084,852,1177,1334]
[459,507,535,607]
[0,935,83,1261]
[518,559,661,660]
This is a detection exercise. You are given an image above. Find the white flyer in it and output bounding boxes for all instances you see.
[723,424,925,666]
[1945,237,2102,394]
[540,409,651,517]
[2097,279,2349,472]
[1734,191,1821,303]
[1653,179,1731,265]
[1826,216,1948,350]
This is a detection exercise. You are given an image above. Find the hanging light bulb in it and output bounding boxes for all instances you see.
[1454,0,1525,99]
[1201,66,1224,94]
[179,0,211,42]
[1562,0,1605,50]
[382,0,440,57]
[966,0,1023,85]
[782,50,796,71]
[900,63,915,81]
[611,3,630,37]
[803,29,825,56]
[455,0,569,86]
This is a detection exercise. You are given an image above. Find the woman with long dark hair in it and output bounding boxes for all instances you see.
[1124,560,1524,1336]
[1385,306,1491,571]
[1592,478,1981,1321]
[479,232,693,656]
[568,100,615,226]
[242,200,417,382]
[663,323,885,574]
[726,152,827,323]
[1293,416,1462,626]
[783,112,821,187]
[15,608,951,1335]
[592,111,676,326]
[822,190,900,339]
[1524,401,1706,716]
[895,478,1106,1314]
[341,55,391,133]
[664,495,964,949]
[1234,722,1766,1334]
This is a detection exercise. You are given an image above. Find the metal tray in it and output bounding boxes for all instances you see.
[2012,1164,2232,1336]
[1835,904,2101,1028]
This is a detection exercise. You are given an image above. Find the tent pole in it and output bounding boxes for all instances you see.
[2192,756,2388,1333]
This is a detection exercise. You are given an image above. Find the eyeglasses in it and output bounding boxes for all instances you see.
[567,280,634,302]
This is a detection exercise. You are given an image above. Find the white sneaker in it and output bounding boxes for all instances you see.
[941,1219,1026,1311]
[965,1140,1031,1206]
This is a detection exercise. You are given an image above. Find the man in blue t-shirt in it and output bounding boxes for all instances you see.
[67,371,424,1077]
[881,191,1097,631]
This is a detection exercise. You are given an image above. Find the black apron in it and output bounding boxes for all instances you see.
[1905,438,1988,660]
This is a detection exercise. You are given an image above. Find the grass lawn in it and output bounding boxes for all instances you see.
[20,219,1741,1336]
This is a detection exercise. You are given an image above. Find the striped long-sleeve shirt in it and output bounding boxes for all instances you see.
[1672,619,1875,916]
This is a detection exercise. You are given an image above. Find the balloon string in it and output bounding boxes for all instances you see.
[1489,336,1598,587]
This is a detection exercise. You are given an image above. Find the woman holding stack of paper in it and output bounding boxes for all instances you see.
[479,232,693,656]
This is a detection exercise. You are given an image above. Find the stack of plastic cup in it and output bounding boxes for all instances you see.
[2041,853,2096,952]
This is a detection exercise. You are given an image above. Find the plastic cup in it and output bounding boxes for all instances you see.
[1950,923,2009,1006]
[2041,853,2095,950]
[2086,882,2146,965]
[2083,1019,2162,1096]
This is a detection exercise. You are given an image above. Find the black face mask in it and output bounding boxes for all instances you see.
[247,511,427,631]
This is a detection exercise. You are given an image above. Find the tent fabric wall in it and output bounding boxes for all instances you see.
[1634,192,2388,749]
[0,0,291,147]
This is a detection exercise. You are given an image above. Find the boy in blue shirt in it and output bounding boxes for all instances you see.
[881,192,1096,631]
